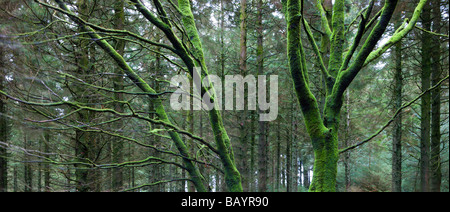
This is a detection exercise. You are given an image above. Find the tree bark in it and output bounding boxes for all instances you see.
[430,0,442,192]
[391,12,403,192]
[74,0,95,192]
[284,0,400,191]
[344,90,351,191]
[420,1,432,192]
[44,131,51,192]
[238,0,249,192]
[256,0,268,192]
[111,0,125,192]
[0,44,8,192]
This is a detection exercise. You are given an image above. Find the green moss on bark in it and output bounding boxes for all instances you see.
[177,0,243,192]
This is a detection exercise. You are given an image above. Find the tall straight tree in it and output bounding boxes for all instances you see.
[0,40,7,192]
[111,0,125,191]
[430,0,442,192]
[0,0,13,193]
[238,0,249,192]
[391,8,403,192]
[73,0,96,192]
[283,0,429,191]
[256,0,268,192]
[420,0,432,192]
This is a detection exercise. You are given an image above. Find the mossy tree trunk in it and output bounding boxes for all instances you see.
[175,0,243,192]
[283,0,428,191]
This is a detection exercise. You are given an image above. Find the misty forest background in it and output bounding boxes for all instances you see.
[0,0,449,192]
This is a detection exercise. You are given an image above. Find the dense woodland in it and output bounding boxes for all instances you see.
[0,0,448,192]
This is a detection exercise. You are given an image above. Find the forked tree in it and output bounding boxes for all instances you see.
[283,0,432,191]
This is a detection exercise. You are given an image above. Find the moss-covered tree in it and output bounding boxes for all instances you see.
[44,0,244,192]
[283,0,429,191]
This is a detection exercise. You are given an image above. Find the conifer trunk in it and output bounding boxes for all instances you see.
[420,1,432,192]
[392,11,403,192]
[112,0,125,192]
[238,0,249,192]
[256,0,268,192]
[430,0,442,192]
[0,44,7,192]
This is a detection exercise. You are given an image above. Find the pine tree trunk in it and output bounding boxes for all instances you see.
[111,0,125,192]
[250,110,256,191]
[420,1,432,192]
[0,45,8,192]
[391,14,403,192]
[44,131,51,192]
[73,0,97,192]
[24,132,32,192]
[238,0,249,192]
[302,155,310,189]
[344,90,351,191]
[276,118,281,191]
[256,0,268,192]
[430,0,442,192]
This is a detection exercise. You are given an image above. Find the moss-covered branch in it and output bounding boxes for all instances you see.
[315,0,332,39]
[129,0,196,71]
[34,0,176,53]
[177,0,243,192]
[341,0,374,71]
[364,0,428,66]
[286,0,328,139]
[331,0,399,105]
[328,0,345,77]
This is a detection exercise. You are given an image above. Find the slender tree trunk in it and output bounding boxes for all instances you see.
[187,94,195,192]
[344,90,351,191]
[44,131,51,192]
[256,0,267,192]
[0,45,8,192]
[24,132,32,192]
[391,14,403,192]
[112,0,125,192]
[276,118,281,191]
[420,1,432,192]
[292,130,299,192]
[73,0,96,192]
[286,99,293,192]
[238,0,249,192]
[430,0,442,192]
[302,154,310,189]
[249,110,256,191]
